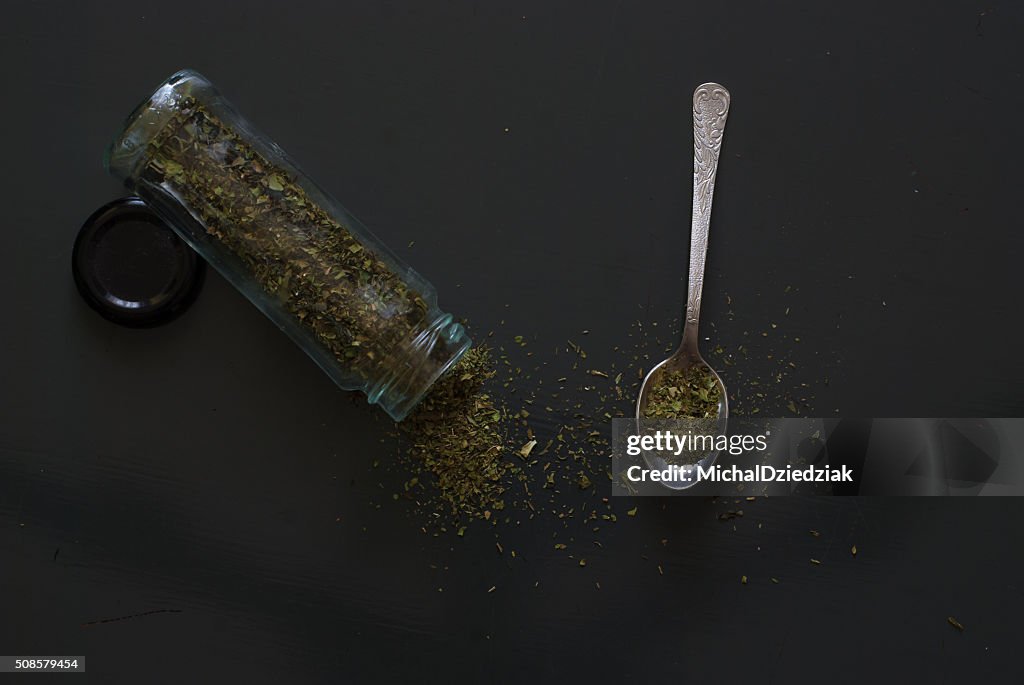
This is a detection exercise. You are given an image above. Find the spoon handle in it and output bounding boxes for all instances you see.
[683,83,730,354]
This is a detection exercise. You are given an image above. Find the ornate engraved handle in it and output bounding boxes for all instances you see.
[682,83,730,354]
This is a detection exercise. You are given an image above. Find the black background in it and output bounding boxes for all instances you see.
[2,1,1023,682]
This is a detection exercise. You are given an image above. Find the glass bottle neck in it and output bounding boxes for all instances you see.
[367,312,470,421]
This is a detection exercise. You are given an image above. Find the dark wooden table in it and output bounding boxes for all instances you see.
[1,1,1021,681]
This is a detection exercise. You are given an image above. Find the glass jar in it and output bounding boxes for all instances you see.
[105,69,470,421]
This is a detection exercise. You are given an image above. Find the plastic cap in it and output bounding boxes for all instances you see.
[72,197,204,327]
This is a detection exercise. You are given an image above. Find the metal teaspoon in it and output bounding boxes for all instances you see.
[635,83,731,487]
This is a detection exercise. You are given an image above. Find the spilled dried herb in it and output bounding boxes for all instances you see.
[397,346,518,518]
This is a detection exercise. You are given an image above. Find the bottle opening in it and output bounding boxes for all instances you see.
[369,314,472,421]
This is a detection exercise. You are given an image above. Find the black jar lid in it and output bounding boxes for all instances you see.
[72,197,205,327]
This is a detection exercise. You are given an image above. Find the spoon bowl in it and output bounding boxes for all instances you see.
[636,351,728,422]
[635,82,731,490]
[635,349,729,491]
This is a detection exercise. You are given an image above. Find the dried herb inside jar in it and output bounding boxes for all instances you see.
[644,364,722,419]
[140,98,435,390]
